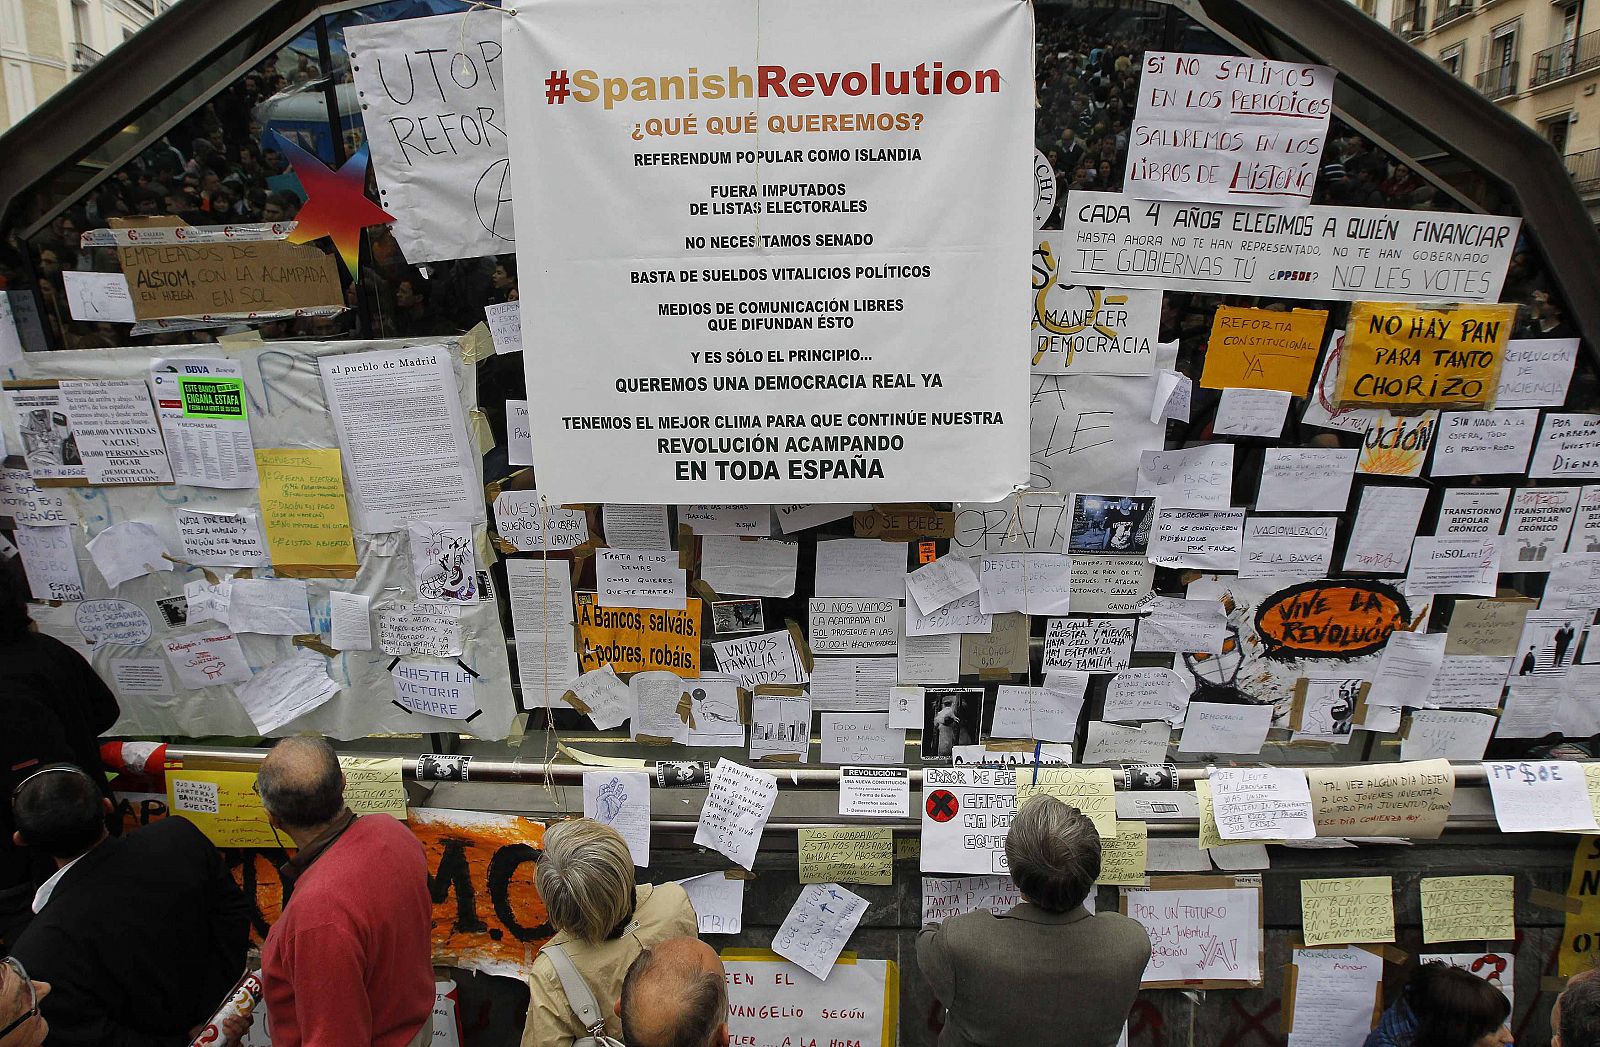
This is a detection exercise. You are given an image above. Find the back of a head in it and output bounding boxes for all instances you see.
[12,765,104,861]
[620,939,727,1047]
[535,818,635,944]
[255,736,344,831]
[0,566,32,642]
[1564,970,1600,1047]
[1409,962,1510,1047]
[1004,793,1100,913]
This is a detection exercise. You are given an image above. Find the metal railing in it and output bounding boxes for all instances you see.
[1567,147,1600,194]
[1391,4,1428,39]
[1432,0,1473,29]
[1531,30,1600,87]
[69,42,102,73]
[1475,61,1519,98]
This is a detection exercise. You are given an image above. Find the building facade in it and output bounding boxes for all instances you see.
[0,0,168,131]
[1353,0,1600,219]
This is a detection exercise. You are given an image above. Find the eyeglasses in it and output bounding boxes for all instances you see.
[0,956,39,1041]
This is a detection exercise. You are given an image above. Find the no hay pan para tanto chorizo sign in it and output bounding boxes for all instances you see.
[1335,302,1516,410]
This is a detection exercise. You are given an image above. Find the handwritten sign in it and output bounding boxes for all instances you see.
[118,237,342,320]
[254,448,359,576]
[1300,877,1395,947]
[1304,760,1454,839]
[339,756,407,818]
[1335,302,1515,409]
[1042,617,1135,673]
[1420,875,1515,944]
[167,769,276,847]
[1201,306,1327,394]
[1125,885,1262,985]
[798,827,894,885]
[1016,768,1117,839]
[1531,413,1600,479]
[1031,234,1160,375]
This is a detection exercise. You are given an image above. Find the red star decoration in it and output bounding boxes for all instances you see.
[274,133,395,276]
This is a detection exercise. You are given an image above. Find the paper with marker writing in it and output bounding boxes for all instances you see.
[1342,486,1429,574]
[676,871,744,934]
[808,600,898,656]
[776,503,867,533]
[254,448,360,572]
[16,523,84,601]
[989,681,1084,743]
[167,769,277,847]
[1193,779,1270,850]
[1240,516,1335,579]
[1098,821,1148,885]
[798,827,894,885]
[905,588,992,637]
[1136,445,1234,510]
[1103,667,1191,724]
[1257,448,1358,512]
[567,665,633,731]
[922,875,1026,925]
[506,400,534,466]
[906,555,981,614]
[773,883,870,980]
[1300,877,1395,947]
[493,491,589,551]
[958,613,1028,675]
[1367,632,1447,707]
[1210,768,1316,841]
[814,538,907,598]
[597,548,685,609]
[1015,768,1117,839]
[1135,596,1225,654]
[1541,551,1600,611]
[1419,875,1515,943]
[174,509,270,567]
[1497,337,1579,409]
[1286,946,1383,1047]
[1430,409,1538,476]
[820,713,903,765]
[485,300,524,354]
[235,648,338,733]
[86,521,172,589]
[1082,721,1171,765]
[694,760,778,870]
[327,590,373,651]
[680,504,771,536]
[1445,598,1534,657]
[584,769,652,867]
[62,270,136,322]
[163,629,251,690]
[0,467,68,527]
[1483,760,1598,832]
[1147,507,1244,571]
[1124,886,1262,984]
[1179,702,1273,755]
[630,670,691,743]
[378,604,462,657]
[1042,617,1134,672]
[701,536,798,598]
[1401,710,1495,762]
[602,504,672,549]
[977,553,1072,615]
[227,578,312,636]
[713,629,808,688]
[339,756,406,818]
[1304,760,1454,839]
[1213,388,1290,438]
[1425,656,1511,710]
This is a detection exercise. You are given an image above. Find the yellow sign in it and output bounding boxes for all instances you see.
[798,827,894,885]
[1300,876,1396,947]
[1016,768,1117,839]
[340,756,407,819]
[575,592,701,675]
[1304,760,1454,840]
[166,769,278,848]
[1563,839,1600,975]
[1335,301,1515,409]
[254,448,359,577]
[1097,821,1148,886]
[1201,305,1328,395]
[1420,875,1515,944]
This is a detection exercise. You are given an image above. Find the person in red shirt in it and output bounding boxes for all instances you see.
[243,737,435,1047]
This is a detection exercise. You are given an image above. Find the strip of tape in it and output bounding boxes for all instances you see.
[1529,887,1584,915]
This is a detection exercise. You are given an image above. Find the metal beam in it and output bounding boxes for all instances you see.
[1197,0,1600,358]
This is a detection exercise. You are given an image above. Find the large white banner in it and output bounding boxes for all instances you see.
[506,0,1033,503]
[1126,52,1333,207]
[347,11,514,262]
[1061,191,1518,303]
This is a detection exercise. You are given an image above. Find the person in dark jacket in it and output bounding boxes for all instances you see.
[1364,962,1512,1047]
[0,568,120,797]
[8,763,250,1046]
[0,699,74,950]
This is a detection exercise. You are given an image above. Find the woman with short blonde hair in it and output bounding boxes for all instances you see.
[521,819,700,1047]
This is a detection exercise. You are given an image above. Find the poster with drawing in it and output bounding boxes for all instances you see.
[6,387,84,482]
[346,12,514,262]
[409,521,479,605]
[1178,576,1428,719]
[1031,234,1159,375]
[1513,611,1589,679]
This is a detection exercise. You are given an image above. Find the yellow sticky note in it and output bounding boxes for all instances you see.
[167,769,278,848]
[1300,876,1395,947]
[1017,768,1117,839]
[1420,875,1514,944]
[798,827,894,886]
[1195,779,1282,850]
[339,756,407,819]
[1098,820,1148,886]
[1582,764,1600,834]
[1201,305,1328,395]
[254,448,359,576]
[1564,839,1600,975]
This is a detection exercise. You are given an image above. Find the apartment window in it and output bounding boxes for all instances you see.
[1545,113,1574,153]
[1441,43,1466,77]
[1491,19,1519,70]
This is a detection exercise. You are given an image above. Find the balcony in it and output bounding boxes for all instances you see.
[69,42,102,73]
[1432,1,1473,29]
[1567,148,1600,195]
[1391,4,1428,39]
[1531,30,1600,88]
[1475,61,1519,99]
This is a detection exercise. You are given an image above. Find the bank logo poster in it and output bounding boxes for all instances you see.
[507,0,1034,502]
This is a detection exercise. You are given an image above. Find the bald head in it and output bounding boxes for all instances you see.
[620,938,728,1047]
[256,736,345,832]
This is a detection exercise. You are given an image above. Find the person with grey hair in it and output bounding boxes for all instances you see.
[1557,968,1600,1047]
[245,736,435,1047]
[918,794,1150,1047]
[521,819,698,1047]
[620,938,729,1047]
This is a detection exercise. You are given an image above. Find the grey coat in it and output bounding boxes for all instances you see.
[917,902,1151,1047]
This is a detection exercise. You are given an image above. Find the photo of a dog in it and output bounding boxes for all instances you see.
[922,688,984,761]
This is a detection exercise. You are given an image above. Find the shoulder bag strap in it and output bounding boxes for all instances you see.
[542,943,608,1036]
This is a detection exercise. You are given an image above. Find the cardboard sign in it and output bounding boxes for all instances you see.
[576,592,701,675]
[1335,302,1515,409]
[117,234,343,320]
[1200,306,1327,395]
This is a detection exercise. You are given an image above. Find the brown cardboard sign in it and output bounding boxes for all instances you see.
[117,234,343,319]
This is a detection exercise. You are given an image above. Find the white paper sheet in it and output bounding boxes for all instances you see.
[584,769,652,867]
[1257,448,1358,512]
[906,556,981,614]
[808,599,898,656]
[1178,702,1274,755]
[713,629,808,688]
[1042,617,1135,673]
[1148,507,1245,571]
[379,604,463,658]
[1286,946,1383,1047]
[567,665,634,732]
[162,629,253,690]
[701,536,799,598]
[1425,655,1512,710]
[16,523,84,601]
[62,270,135,321]
[840,766,911,817]
[694,760,779,870]
[1497,337,1579,409]
[1210,768,1316,840]
[897,612,960,684]
[905,588,992,637]
[1368,632,1448,707]
[1240,516,1335,579]
[1342,486,1429,574]
[680,504,771,536]
[235,648,338,733]
[506,399,534,466]
[988,682,1085,742]
[676,871,745,934]
[1482,761,1598,832]
[1125,886,1262,984]
[602,504,672,549]
[813,538,907,598]
[328,590,373,652]
[1531,414,1600,480]
[1400,710,1496,761]
[86,521,172,589]
[597,548,685,609]
[1082,721,1172,764]
[1136,597,1226,654]
[1104,667,1191,724]
[493,491,589,551]
[773,883,870,980]
[978,553,1072,615]
[1406,536,1501,599]
[505,558,578,707]
[1437,487,1510,538]
[1431,409,1539,477]
[1214,388,1290,438]
[148,357,257,489]
[775,504,868,533]
[748,693,811,762]
[59,379,172,485]
[174,509,270,568]
[1136,445,1234,510]
[408,520,480,604]
[1503,487,1581,573]
[820,713,904,765]
[631,670,691,743]
[390,661,478,720]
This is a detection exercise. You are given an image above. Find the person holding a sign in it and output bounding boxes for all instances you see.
[917,795,1150,1047]
[522,819,698,1047]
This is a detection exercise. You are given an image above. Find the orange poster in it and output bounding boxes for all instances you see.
[1201,306,1328,395]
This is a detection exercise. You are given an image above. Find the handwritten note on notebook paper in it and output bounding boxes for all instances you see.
[694,760,778,870]
[1209,768,1316,841]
